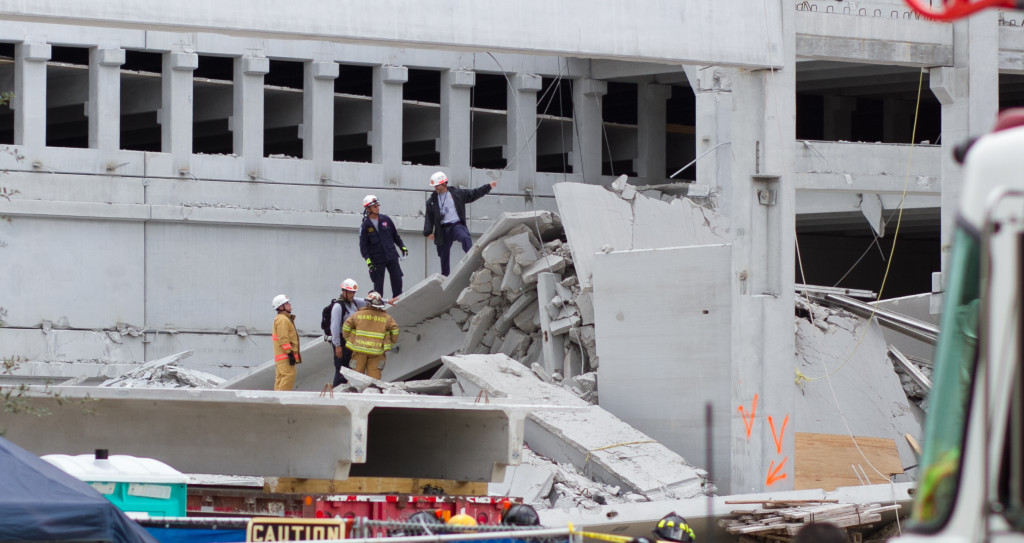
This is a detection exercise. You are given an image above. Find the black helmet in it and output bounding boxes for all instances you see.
[501,504,540,527]
[653,513,695,543]
[406,510,444,535]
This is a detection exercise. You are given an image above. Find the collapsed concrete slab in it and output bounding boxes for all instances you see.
[5,386,527,483]
[219,339,338,392]
[382,314,465,382]
[442,354,708,498]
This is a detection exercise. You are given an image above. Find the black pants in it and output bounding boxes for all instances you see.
[369,258,403,297]
[333,345,353,387]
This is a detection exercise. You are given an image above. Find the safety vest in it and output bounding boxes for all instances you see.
[273,312,302,363]
[342,307,399,356]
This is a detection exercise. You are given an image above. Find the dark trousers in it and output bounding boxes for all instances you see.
[437,223,474,276]
[333,345,353,387]
[369,258,403,297]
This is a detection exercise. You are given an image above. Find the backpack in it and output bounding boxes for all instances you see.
[321,298,341,341]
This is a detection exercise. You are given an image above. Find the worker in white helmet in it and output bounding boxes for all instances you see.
[422,171,497,276]
[359,195,407,299]
[328,278,366,387]
[271,294,301,391]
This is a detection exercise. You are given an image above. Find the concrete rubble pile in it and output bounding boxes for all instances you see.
[94,350,225,389]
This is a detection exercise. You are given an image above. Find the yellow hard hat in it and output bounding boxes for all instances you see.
[448,513,477,527]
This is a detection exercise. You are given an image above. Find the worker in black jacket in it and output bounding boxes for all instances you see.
[422,171,497,276]
[359,195,407,298]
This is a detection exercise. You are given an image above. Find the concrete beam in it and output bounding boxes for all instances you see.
[4,386,525,482]
[0,1,782,68]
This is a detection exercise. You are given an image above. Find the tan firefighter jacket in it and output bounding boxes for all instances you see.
[273,312,302,364]
[342,307,399,356]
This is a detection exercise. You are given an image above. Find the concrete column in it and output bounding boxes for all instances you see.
[372,65,407,184]
[506,73,542,192]
[232,53,270,177]
[728,0,796,494]
[931,10,998,293]
[822,95,856,141]
[571,78,607,182]
[439,69,475,185]
[635,80,670,180]
[689,66,735,216]
[161,51,198,173]
[303,60,340,180]
[88,46,126,152]
[14,41,51,148]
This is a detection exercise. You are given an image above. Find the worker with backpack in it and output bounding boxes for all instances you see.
[322,278,366,387]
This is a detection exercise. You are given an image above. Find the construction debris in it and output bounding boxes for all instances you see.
[97,350,224,388]
[720,502,900,537]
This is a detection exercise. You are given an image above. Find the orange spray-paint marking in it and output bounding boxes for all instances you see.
[768,414,788,454]
[765,457,788,486]
[737,394,758,439]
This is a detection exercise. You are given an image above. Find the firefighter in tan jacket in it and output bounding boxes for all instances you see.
[341,291,399,380]
[271,294,302,391]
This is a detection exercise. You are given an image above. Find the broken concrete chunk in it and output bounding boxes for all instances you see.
[501,253,525,295]
[543,239,564,253]
[522,255,567,285]
[513,305,540,334]
[449,307,469,325]
[505,231,540,268]
[494,291,539,336]
[482,238,512,266]
[560,276,578,289]
[499,328,531,359]
[470,268,494,293]
[481,328,499,350]
[610,174,629,194]
[460,306,496,354]
[457,287,490,313]
[531,362,553,384]
[571,372,597,395]
[575,289,595,326]
[620,183,637,201]
[550,315,581,336]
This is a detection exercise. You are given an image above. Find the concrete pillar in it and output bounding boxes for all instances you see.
[931,11,998,293]
[689,66,735,215]
[303,60,340,180]
[506,73,542,192]
[635,80,670,180]
[161,50,198,174]
[571,78,607,182]
[233,53,270,178]
[372,65,407,184]
[14,41,51,148]
[439,69,475,184]
[728,1,796,494]
[822,95,856,141]
[88,46,126,152]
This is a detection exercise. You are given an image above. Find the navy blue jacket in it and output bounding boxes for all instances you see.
[359,214,406,264]
[422,185,492,245]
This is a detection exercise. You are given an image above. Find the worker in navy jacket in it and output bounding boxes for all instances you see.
[422,171,496,276]
[359,195,407,298]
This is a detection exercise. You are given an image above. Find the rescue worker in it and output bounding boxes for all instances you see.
[341,291,399,380]
[422,171,497,276]
[653,513,695,543]
[271,294,301,391]
[359,195,407,299]
[329,278,365,387]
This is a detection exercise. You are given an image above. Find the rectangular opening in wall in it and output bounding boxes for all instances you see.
[334,64,372,163]
[536,77,573,173]
[264,59,303,158]
[666,84,695,180]
[471,73,506,170]
[0,43,14,144]
[602,81,637,177]
[46,46,89,149]
[120,50,162,152]
[796,61,939,144]
[193,55,233,155]
[402,69,440,166]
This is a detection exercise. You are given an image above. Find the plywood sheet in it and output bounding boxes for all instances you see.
[794,432,904,491]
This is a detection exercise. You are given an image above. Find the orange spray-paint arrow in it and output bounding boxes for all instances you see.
[737,394,758,439]
[765,457,788,486]
[768,414,788,454]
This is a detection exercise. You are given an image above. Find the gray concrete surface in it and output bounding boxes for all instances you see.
[2,386,528,482]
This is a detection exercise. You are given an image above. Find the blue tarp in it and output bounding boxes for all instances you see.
[0,436,159,543]
[144,527,247,543]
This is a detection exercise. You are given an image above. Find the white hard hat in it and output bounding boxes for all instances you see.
[340,278,358,292]
[365,291,386,309]
[429,171,448,187]
[363,194,379,208]
[272,294,290,309]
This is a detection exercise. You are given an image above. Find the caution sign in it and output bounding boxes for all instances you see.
[246,517,347,541]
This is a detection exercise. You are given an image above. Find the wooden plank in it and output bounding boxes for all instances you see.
[794,432,904,491]
[264,477,488,496]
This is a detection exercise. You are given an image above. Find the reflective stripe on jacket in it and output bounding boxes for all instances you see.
[341,307,399,356]
[273,312,302,363]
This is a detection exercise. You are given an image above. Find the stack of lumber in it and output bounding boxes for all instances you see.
[720,501,900,536]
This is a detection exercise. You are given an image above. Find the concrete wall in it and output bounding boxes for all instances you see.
[592,245,733,490]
